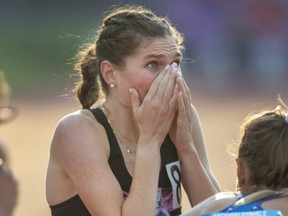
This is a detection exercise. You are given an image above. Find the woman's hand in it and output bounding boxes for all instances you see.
[130,64,179,146]
[169,67,221,204]
[169,67,195,154]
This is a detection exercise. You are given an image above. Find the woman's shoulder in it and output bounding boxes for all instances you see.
[54,109,99,132]
[51,109,105,147]
[49,108,109,160]
[59,109,95,124]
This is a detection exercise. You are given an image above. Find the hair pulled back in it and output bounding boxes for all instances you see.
[238,105,288,192]
[74,5,184,109]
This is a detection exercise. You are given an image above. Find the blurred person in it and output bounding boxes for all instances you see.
[0,71,18,216]
[150,1,236,91]
[181,102,288,216]
[237,0,288,90]
[0,160,18,216]
[45,5,220,216]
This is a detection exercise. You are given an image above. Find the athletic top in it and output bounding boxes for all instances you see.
[220,194,278,212]
[50,107,182,216]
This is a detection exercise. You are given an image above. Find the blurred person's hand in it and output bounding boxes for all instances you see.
[0,161,18,216]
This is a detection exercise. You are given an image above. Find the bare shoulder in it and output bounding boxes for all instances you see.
[56,109,96,130]
[46,109,113,206]
[50,109,109,160]
[54,109,100,139]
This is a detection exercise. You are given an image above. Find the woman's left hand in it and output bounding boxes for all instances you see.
[169,67,195,154]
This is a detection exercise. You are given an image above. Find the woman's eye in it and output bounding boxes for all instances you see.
[147,62,158,70]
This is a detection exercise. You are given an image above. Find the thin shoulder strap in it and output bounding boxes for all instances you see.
[89,107,133,192]
[89,107,117,145]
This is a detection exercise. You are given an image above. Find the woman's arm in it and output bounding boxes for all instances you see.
[125,63,179,215]
[48,113,164,216]
[181,104,221,203]
[169,72,220,206]
[48,113,126,215]
[47,64,180,216]
[189,104,220,192]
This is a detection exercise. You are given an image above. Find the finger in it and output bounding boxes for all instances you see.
[152,62,178,104]
[176,76,191,109]
[178,66,182,76]
[162,66,178,104]
[177,91,186,120]
[176,77,194,131]
[180,74,192,101]
[169,82,179,112]
[145,64,169,100]
[176,77,186,101]
[129,88,140,114]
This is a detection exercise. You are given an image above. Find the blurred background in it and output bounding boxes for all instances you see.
[0,0,287,215]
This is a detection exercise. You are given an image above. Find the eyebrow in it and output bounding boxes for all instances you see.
[143,52,182,59]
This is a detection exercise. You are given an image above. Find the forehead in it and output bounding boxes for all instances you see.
[135,36,182,58]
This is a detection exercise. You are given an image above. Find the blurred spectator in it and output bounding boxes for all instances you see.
[0,71,18,216]
[241,0,288,89]
[148,0,288,92]
[1,0,287,96]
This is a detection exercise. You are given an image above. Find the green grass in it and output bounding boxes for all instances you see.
[0,15,100,97]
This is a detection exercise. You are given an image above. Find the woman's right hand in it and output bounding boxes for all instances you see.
[129,64,179,146]
[126,64,180,215]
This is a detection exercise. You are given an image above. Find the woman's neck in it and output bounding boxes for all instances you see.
[101,100,139,144]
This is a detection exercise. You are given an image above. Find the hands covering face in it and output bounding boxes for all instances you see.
[130,62,195,151]
[169,67,195,153]
[129,63,180,145]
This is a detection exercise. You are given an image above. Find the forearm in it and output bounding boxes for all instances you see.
[179,148,218,206]
[122,140,161,216]
[190,105,221,192]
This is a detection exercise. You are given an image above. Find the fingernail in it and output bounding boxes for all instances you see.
[164,64,169,70]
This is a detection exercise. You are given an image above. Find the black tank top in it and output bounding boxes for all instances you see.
[50,108,182,216]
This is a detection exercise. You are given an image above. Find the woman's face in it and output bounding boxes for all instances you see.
[117,36,182,103]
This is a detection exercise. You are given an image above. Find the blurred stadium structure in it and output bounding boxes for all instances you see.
[0,0,287,99]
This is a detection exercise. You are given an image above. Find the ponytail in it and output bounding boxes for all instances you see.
[74,44,101,109]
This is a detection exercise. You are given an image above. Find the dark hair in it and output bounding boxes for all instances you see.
[238,105,288,192]
[74,5,184,109]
